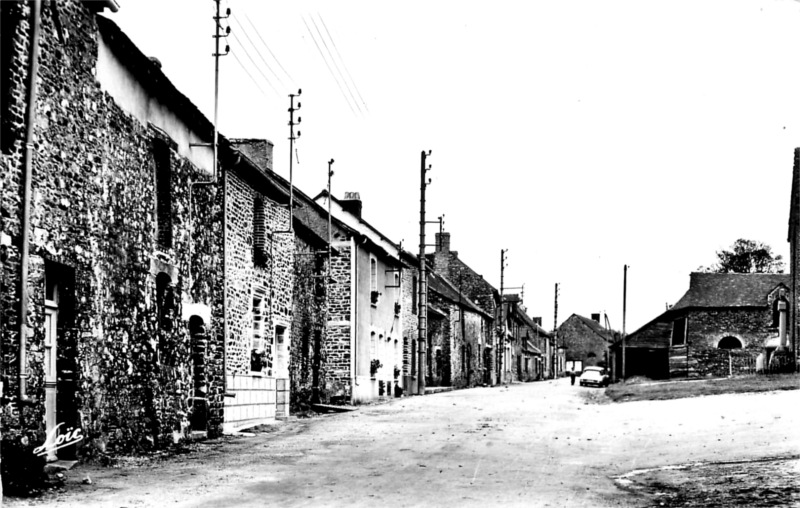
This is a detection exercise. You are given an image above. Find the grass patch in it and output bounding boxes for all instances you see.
[605,373,800,403]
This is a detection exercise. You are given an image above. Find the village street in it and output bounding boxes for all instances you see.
[8,379,799,508]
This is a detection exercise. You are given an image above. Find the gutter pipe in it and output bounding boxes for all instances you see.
[18,0,43,429]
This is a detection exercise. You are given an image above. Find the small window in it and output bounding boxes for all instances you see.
[253,197,267,266]
[412,276,418,315]
[251,295,266,372]
[671,317,687,346]
[153,138,173,249]
[370,258,377,291]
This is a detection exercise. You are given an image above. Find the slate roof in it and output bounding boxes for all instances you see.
[428,270,492,320]
[568,314,617,342]
[670,273,790,310]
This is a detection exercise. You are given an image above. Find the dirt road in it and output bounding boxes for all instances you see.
[8,378,799,507]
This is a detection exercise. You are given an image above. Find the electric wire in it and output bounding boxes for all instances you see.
[231,11,287,92]
[230,30,281,97]
[240,10,295,86]
[301,15,357,115]
[317,14,368,112]
[309,15,362,115]
[230,49,270,100]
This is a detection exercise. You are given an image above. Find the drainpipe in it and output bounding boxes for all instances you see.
[17,0,43,429]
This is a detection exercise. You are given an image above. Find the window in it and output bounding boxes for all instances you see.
[370,257,379,304]
[251,295,266,372]
[412,276,418,315]
[274,325,287,378]
[253,197,267,266]
[671,317,687,346]
[153,138,173,249]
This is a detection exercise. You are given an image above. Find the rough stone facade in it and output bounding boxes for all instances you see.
[430,233,498,385]
[222,169,293,429]
[1,1,224,464]
[557,314,615,371]
[671,308,776,378]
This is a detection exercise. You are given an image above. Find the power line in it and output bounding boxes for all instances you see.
[309,15,362,115]
[231,11,287,92]
[230,49,270,100]
[317,14,368,112]
[301,15,356,115]
[230,30,281,97]
[240,10,295,86]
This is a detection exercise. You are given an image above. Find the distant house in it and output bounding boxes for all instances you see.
[557,314,617,373]
[617,273,790,379]
[502,295,552,382]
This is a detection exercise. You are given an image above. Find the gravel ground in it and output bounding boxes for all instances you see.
[5,380,799,507]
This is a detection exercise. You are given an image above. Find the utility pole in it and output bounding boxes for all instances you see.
[553,282,559,378]
[417,150,432,395]
[499,249,507,384]
[327,159,334,277]
[622,264,628,380]
[288,89,302,231]
[212,0,230,180]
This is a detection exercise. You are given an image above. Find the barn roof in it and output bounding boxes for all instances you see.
[670,273,790,310]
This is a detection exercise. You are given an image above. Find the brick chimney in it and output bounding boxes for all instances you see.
[229,138,274,173]
[341,192,362,218]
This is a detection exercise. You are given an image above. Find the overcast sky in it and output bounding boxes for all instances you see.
[113,0,800,333]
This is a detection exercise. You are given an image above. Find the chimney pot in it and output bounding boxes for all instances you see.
[341,192,363,218]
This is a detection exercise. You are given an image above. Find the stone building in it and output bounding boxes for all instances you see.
[219,141,298,432]
[429,232,499,385]
[618,273,790,379]
[557,314,617,374]
[231,143,331,411]
[502,297,551,382]
[0,1,318,474]
[425,269,493,389]
[0,1,227,465]
[311,191,406,403]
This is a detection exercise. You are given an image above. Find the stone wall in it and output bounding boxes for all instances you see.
[672,308,776,378]
[325,239,352,400]
[0,0,225,457]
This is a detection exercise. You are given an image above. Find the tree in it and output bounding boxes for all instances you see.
[698,239,785,274]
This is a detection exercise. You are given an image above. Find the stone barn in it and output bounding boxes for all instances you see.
[618,272,790,379]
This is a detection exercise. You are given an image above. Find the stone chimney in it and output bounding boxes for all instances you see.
[435,232,450,253]
[229,138,274,173]
[341,192,362,218]
[591,313,601,323]
[433,232,451,276]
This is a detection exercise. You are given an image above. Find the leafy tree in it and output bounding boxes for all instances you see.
[698,239,784,274]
